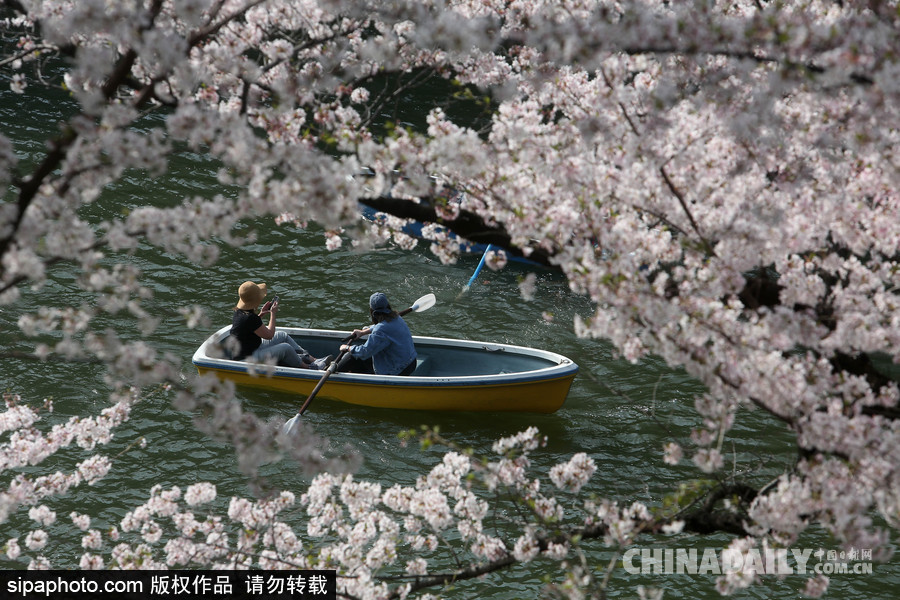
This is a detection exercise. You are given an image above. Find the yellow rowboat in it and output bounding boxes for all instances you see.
[192,325,578,413]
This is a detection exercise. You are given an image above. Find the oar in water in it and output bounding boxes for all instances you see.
[282,292,436,435]
[457,244,492,299]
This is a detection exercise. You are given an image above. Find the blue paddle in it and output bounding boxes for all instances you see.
[282,293,436,435]
[457,244,492,298]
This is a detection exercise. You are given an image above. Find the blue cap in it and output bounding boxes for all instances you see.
[369,292,391,314]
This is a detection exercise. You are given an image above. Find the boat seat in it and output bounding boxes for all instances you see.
[413,356,431,376]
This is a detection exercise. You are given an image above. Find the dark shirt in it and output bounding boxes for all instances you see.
[231,309,263,360]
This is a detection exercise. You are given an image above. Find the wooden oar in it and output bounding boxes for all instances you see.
[282,293,436,435]
[291,350,347,417]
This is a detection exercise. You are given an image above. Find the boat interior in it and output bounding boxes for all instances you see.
[212,333,559,377]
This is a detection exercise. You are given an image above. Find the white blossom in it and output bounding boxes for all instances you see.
[1,1,899,597]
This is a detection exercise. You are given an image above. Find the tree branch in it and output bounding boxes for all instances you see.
[1,0,27,14]
[0,125,77,265]
[681,483,756,536]
[383,490,755,599]
[359,195,554,267]
[659,165,717,257]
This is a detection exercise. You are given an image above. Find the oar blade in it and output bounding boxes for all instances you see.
[282,414,301,436]
[413,293,436,312]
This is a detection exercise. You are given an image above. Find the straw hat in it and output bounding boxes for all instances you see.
[236,281,267,310]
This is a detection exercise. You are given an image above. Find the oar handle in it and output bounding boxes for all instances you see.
[297,351,348,416]
[466,244,493,288]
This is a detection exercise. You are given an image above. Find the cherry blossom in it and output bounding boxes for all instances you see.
[1,0,899,597]
[184,482,217,507]
[4,538,20,560]
[24,529,47,552]
[549,453,596,494]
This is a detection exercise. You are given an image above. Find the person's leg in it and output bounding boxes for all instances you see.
[271,331,305,352]
[254,339,304,368]
[270,331,317,363]
[339,355,374,374]
[397,359,417,376]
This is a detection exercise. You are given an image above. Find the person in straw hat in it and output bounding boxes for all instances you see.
[229,281,331,369]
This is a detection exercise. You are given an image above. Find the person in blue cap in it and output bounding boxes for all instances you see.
[339,292,417,375]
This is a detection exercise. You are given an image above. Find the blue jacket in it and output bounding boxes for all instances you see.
[349,316,417,375]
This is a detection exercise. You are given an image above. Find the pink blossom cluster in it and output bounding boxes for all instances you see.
[2,428,611,597]
[0,389,132,527]
[2,0,900,597]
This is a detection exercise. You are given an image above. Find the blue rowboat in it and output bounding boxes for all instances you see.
[192,325,578,413]
[357,176,542,266]
[361,203,539,264]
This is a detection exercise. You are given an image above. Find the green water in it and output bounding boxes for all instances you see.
[1,81,896,599]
